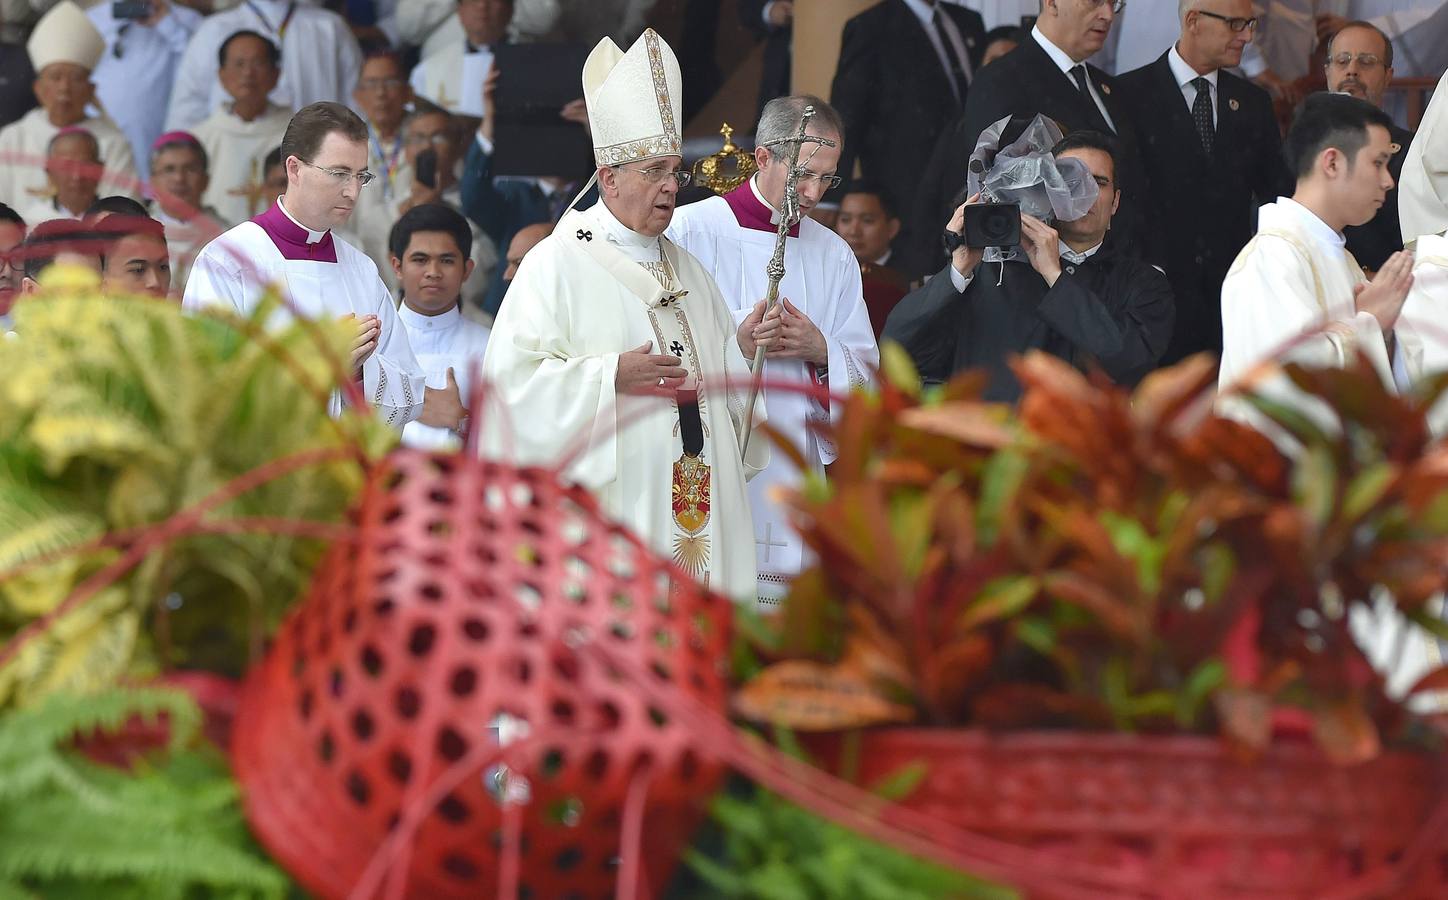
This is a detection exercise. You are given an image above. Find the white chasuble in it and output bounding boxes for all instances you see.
[182,199,426,428]
[479,200,767,604]
[667,180,879,601]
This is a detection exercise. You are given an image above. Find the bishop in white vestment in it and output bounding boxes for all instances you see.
[479,29,767,604]
[0,3,138,208]
[184,198,426,427]
[667,99,878,603]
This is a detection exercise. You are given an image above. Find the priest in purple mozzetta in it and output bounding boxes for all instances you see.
[182,101,428,429]
[666,95,878,605]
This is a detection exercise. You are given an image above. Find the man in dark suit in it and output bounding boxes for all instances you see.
[951,0,1153,268]
[1116,0,1292,364]
[830,0,986,241]
[739,0,792,117]
[1324,19,1414,274]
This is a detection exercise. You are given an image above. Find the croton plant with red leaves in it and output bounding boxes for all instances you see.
[735,349,1448,764]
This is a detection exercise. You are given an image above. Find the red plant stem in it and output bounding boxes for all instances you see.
[615,759,656,900]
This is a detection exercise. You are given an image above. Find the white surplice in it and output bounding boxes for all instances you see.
[1220,196,1440,702]
[479,199,768,604]
[667,178,879,601]
[397,301,491,451]
[182,197,426,428]
[0,108,138,208]
[192,103,291,227]
[164,0,362,131]
[1399,233,1448,431]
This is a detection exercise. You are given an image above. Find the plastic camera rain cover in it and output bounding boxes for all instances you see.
[966,114,1100,263]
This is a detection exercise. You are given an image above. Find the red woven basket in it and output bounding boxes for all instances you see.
[809,729,1448,899]
[230,449,734,899]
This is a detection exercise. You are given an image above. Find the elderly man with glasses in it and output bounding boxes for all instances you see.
[1116,0,1292,364]
[667,94,878,606]
[184,101,441,431]
[1322,19,1415,273]
[481,30,770,607]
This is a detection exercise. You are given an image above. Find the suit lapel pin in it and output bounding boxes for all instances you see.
[1229,98,1240,111]
[1100,82,1111,95]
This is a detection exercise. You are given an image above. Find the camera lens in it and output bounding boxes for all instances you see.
[981,208,1015,243]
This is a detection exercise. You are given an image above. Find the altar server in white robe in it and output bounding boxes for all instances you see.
[164,0,362,132]
[480,29,769,604]
[0,2,137,208]
[184,102,428,429]
[389,203,490,450]
[1218,92,1439,700]
[667,95,878,604]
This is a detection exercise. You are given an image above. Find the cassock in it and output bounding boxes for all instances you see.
[183,199,426,428]
[0,109,137,207]
[397,302,490,451]
[884,239,1174,399]
[192,102,291,226]
[1219,195,1437,706]
[860,258,911,339]
[667,178,879,601]
[480,198,768,604]
[408,41,491,118]
[164,1,362,131]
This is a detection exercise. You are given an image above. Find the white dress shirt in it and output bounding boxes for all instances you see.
[1167,44,1219,126]
[88,2,203,181]
[1031,25,1117,133]
[397,301,491,450]
[901,0,974,99]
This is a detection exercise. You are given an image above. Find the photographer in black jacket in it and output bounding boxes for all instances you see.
[883,130,1173,401]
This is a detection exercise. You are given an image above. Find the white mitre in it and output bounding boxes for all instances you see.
[27,0,105,73]
[582,28,683,168]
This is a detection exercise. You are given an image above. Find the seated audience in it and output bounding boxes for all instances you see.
[884,130,1173,400]
[0,203,25,324]
[191,30,292,226]
[0,2,138,211]
[148,132,224,292]
[21,127,102,224]
[410,0,511,117]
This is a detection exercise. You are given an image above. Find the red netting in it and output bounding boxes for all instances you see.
[230,449,732,900]
[808,729,1448,899]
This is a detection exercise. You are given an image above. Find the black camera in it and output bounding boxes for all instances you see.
[962,202,1021,248]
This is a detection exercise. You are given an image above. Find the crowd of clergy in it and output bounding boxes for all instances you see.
[1,0,1448,619]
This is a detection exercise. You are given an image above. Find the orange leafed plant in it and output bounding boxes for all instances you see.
[733,348,1448,763]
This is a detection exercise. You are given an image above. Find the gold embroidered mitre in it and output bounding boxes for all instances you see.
[582,28,683,168]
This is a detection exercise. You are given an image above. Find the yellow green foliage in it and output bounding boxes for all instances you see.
[0,283,395,704]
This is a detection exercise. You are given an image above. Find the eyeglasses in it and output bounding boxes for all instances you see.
[301,160,376,187]
[614,165,692,188]
[1327,52,1385,69]
[795,171,843,190]
[1085,0,1126,11]
[1194,10,1258,31]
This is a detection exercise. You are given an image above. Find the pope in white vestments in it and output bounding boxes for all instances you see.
[667,97,878,603]
[479,29,767,604]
